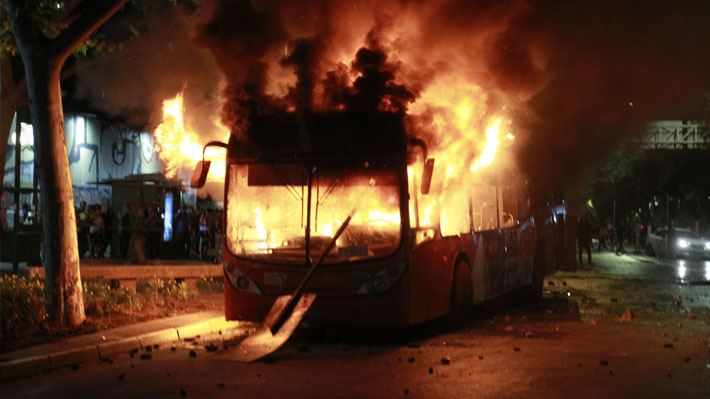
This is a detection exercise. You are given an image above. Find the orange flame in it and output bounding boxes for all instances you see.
[410,77,514,181]
[154,93,228,183]
[470,119,502,172]
[406,76,518,234]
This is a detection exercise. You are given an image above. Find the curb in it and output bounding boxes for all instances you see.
[0,317,245,383]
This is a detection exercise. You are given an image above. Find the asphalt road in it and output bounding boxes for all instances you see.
[2,251,708,398]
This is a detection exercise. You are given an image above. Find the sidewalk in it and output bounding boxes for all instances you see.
[0,310,252,382]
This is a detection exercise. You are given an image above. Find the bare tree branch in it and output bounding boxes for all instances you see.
[53,0,86,26]
[51,0,129,63]
[60,46,135,81]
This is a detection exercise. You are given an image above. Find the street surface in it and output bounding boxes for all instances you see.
[2,251,709,398]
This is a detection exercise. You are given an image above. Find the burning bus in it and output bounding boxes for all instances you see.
[190,110,558,326]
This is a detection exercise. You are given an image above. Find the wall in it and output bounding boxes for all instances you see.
[64,114,162,207]
[2,112,164,229]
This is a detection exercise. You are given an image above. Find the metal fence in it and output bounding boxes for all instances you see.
[632,120,710,150]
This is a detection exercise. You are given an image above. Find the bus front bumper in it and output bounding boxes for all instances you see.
[224,275,412,326]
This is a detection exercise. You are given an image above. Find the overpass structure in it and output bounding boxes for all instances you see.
[631,120,710,149]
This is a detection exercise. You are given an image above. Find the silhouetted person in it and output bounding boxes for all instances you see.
[119,203,132,258]
[615,221,626,255]
[146,206,162,259]
[578,217,593,266]
[76,200,90,258]
[101,200,114,257]
[174,206,189,258]
[198,209,210,260]
[127,207,147,264]
[88,205,105,258]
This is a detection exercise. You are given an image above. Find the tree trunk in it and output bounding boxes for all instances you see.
[6,0,129,328]
[25,54,85,327]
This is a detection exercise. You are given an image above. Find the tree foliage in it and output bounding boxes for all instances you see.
[583,144,710,230]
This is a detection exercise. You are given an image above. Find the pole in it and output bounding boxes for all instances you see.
[13,114,21,273]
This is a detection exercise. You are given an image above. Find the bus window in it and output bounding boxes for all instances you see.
[472,184,497,232]
[408,165,439,229]
[440,189,469,237]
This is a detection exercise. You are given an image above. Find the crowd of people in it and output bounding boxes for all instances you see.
[172,206,222,262]
[577,216,647,267]
[76,200,222,263]
[76,200,114,259]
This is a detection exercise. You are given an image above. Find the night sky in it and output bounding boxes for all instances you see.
[73,0,710,192]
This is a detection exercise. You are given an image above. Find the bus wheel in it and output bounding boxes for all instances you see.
[449,259,472,320]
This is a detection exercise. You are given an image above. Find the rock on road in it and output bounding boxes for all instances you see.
[1,252,708,398]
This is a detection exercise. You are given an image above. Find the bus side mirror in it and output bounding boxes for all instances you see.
[421,158,435,195]
[190,160,211,188]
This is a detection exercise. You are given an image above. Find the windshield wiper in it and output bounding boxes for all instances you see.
[267,163,303,202]
[305,167,313,265]
[317,170,345,207]
[314,169,346,234]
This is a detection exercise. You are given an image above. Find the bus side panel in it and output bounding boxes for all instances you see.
[471,234,487,304]
[479,230,506,297]
[503,228,520,290]
[408,238,460,324]
[459,231,478,306]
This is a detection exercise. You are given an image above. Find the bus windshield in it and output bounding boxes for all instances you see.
[225,162,401,264]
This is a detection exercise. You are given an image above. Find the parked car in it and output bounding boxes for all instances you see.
[646,227,710,259]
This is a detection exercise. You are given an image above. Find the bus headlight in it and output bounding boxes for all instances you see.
[224,263,262,294]
[678,239,689,249]
[356,262,407,295]
[414,228,436,246]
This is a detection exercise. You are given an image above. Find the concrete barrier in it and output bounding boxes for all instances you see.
[19,261,222,290]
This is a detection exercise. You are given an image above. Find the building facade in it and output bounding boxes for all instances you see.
[1,110,163,266]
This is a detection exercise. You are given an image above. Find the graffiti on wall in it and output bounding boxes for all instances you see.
[69,117,162,208]
[100,126,160,180]
[3,114,163,211]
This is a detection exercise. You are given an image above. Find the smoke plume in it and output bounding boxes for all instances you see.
[74,0,710,197]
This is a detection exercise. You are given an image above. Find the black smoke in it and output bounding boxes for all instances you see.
[72,2,222,135]
[72,0,710,197]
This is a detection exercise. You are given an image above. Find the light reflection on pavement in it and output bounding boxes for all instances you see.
[590,251,710,284]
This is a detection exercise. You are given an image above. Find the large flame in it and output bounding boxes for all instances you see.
[405,75,518,235]
[154,93,228,183]
[409,77,515,182]
[153,27,518,239]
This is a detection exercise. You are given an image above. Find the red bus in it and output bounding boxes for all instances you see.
[197,111,558,326]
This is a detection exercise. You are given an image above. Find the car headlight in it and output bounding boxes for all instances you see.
[705,241,710,250]
[678,239,689,249]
